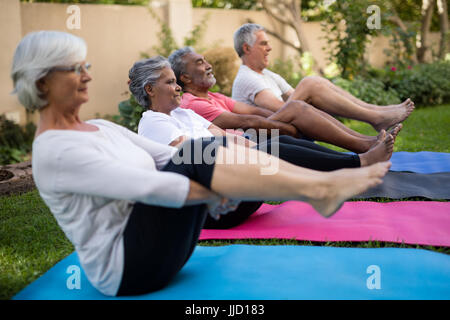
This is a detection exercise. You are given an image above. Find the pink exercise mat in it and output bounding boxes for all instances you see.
[200,201,450,247]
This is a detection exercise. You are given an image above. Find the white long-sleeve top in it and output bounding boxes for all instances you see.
[32,119,190,296]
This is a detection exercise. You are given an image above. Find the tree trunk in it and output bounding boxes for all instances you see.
[437,0,449,59]
[259,0,324,75]
[386,3,419,64]
[417,0,436,63]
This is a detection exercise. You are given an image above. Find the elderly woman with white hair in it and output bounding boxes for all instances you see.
[12,30,389,297]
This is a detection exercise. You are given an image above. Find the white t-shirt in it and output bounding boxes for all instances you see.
[32,119,190,296]
[232,64,293,106]
[138,107,213,145]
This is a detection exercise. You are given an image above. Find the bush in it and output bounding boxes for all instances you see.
[332,77,401,106]
[268,57,304,89]
[0,115,36,165]
[117,94,145,132]
[386,61,450,107]
[203,47,240,96]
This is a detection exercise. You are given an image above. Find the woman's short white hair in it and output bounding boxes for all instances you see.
[11,31,87,111]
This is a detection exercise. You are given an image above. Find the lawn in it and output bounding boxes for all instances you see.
[0,104,449,300]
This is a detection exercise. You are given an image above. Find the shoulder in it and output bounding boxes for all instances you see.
[32,130,96,177]
[208,92,232,102]
[139,110,176,133]
[263,68,279,77]
[87,118,119,130]
[235,65,260,81]
[141,110,171,121]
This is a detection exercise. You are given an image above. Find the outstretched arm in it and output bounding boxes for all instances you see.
[254,89,286,112]
[232,101,275,117]
[212,111,298,137]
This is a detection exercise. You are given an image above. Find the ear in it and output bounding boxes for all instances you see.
[242,43,252,55]
[144,83,154,97]
[180,73,191,85]
[36,77,49,95]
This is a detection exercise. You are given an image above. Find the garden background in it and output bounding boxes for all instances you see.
[0,0,449,300]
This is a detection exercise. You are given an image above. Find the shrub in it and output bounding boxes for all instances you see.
[0,115,36,165]
[332,77,401,106]
[203,47,240,96]
[322,0,380,80]
[386,61,450,107]
[117,94,146,133]
[268,57,304,89]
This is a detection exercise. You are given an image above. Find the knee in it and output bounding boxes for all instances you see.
[285,100,312,114]
[299,76,323,92]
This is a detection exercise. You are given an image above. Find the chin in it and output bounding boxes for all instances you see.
[206,78,216,89]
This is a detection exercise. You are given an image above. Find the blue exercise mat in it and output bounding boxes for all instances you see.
[14,245,450,300]
[390,152,450,173]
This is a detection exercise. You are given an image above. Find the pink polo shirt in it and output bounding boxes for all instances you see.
[180,91,236,122]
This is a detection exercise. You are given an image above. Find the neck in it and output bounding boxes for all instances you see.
[241,57,264,74]
[183,84,210,99]
[37,103,83,135]
[151,104,175,116]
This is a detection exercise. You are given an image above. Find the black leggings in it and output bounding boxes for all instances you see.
[260,135,361,171]
[117,138,263,296]
[203,135,360,229]
[117,136,360,295]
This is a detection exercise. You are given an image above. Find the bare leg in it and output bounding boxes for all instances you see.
[304,102,378,140]
[269,100,377,153]
[210,142,390,217]
[287,76,415,132]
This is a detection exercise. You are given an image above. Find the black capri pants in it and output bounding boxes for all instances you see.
[117,135,360,295]
[117,138,262,296]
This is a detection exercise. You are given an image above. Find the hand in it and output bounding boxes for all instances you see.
[207,196,241,220]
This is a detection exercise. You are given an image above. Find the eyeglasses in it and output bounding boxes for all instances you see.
[51,62,91,75]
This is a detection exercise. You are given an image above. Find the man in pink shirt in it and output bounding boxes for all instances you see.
[169,47,399,153]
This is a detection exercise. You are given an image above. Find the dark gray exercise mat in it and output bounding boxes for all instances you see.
[355,172,450,200]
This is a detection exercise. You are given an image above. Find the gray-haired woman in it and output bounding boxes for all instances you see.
[12,30,389,296]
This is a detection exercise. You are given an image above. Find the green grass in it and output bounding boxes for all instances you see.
[0,191,74,300]
[1,104,449,300]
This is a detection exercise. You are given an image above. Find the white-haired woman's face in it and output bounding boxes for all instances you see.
[38,61,92,110]
[146,67,181,112]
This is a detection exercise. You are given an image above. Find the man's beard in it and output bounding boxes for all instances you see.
[194,74,216,89]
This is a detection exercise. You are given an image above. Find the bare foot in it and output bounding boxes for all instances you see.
[385,98,414,109]
[359,131,394,167]
[309,161,391,218]
[387,123,403,140]
[373,100,415,132]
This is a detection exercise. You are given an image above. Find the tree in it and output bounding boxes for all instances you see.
[437,0,449,59]
[385,0,449,62]
[417,0,437,62]
[255,0,324,74]
[322,0,381,79]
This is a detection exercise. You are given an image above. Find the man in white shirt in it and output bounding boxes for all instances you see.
[232,23,415,133]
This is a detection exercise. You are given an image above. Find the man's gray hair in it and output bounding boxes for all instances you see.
[168,46,195,89]
[11,31,87,111]
[233,23,265,57]
[128,56,171,108]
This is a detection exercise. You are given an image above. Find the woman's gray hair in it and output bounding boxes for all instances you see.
[233,23,265,57]
[128,56,171,108]
[168,47,195,89]
[11,31,87,111]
